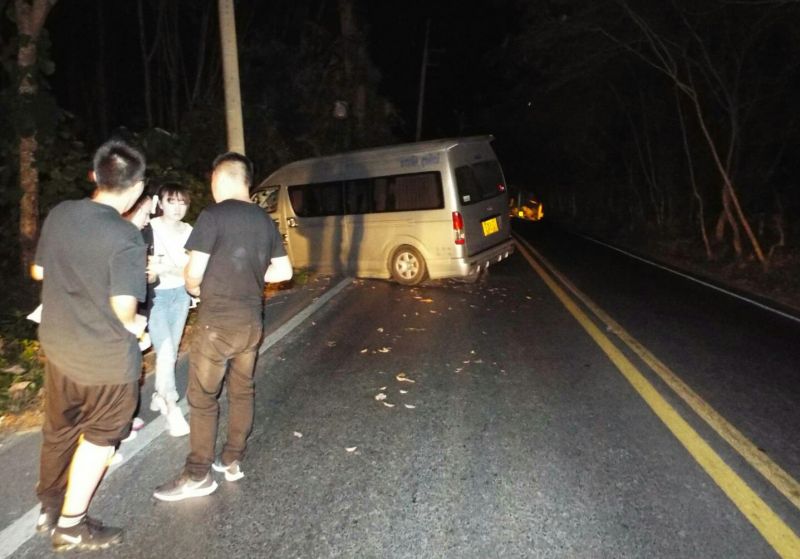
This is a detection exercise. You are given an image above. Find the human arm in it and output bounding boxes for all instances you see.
[110,295,146,337]
[264,255,293,283]
[184,250,210,297]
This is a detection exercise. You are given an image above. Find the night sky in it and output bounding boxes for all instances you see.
[45,1,518,143]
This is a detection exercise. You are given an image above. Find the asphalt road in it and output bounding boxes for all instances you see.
[6,223,800,558]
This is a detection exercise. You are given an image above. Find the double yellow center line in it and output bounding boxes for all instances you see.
[515,235,800,558]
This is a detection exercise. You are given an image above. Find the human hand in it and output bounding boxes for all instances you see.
[147,255,167,281]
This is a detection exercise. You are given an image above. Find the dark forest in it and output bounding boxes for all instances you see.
[2,0,799,286]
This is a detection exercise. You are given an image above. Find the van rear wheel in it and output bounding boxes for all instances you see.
[390,245,427,285]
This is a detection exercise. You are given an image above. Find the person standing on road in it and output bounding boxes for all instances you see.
[32,139,148,551]
[154,152,292,502]
[146,183,193,437]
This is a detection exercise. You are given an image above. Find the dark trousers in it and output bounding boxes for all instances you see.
[38,362,137,511]
[184,319,262,479]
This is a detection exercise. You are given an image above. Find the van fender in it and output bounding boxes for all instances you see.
[383,235,430,272]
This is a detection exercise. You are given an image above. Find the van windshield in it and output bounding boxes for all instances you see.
[454,161,505,206]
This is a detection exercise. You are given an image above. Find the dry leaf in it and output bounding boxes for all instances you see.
[377,327,384,332]
[404,404,416,409]
[419,298,433,303]
[379,386,387,390]
[346,447,357,452]
[374,393,387,401]
[396,373,415,383]
[293,431,303,438]
[377,347,391,353]
[326,341,337,347]
[360,348,368,353]
[399,389,408,394]
[382,402,395,408]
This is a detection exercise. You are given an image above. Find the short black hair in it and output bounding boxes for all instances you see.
[154,182,190,217]
[93,139,146,192]
[123,191,152,220]
[212,151,253,188]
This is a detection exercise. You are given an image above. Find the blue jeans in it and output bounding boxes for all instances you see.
[148,287,191,404]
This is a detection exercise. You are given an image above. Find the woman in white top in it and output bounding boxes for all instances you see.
[146,184,193,436]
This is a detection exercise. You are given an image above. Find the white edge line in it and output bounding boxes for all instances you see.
[0,277,353,559]
[573,233,800,325]
[259,277,353,355]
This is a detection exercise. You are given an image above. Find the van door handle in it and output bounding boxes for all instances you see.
[287,217,298,228]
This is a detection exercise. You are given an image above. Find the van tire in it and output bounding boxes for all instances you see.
[390,245,427,285]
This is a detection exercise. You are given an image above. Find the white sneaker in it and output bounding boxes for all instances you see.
[150,393,167,414]
[212,459,244,482]
[166,405,190,437]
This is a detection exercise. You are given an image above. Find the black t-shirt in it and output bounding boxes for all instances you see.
[185,199,286,325]
[35,199,147,385]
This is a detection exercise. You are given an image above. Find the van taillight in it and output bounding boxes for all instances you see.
[452,211,465,245]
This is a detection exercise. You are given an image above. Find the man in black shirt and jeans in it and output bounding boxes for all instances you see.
[33,139,147,551]
[154,152,292,501]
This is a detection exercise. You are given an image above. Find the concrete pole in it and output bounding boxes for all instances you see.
[415,19,430,142]
[218,0,245,154]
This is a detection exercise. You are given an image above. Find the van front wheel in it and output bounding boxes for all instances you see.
[390,245,427,285]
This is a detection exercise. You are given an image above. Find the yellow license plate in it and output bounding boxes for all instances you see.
[481,217,499,236]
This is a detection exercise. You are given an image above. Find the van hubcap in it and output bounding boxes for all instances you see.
[395,252,419,279]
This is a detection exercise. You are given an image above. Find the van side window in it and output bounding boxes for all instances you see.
[345,178,373,214]
[379,173,443,212]
[290,181,344,217]
[290,171,443,217]
[455,161,505,205]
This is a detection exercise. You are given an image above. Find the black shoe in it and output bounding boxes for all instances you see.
[153,472,218,502]
[51,517,123,551]
[35,507,59,534]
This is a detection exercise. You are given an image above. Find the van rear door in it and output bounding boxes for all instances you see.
[453,156,510,257]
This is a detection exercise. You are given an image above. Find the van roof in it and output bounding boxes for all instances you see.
[275,135,495,172]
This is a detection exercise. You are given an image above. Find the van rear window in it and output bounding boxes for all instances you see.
[455,161,505,205]
[289,171,443,217]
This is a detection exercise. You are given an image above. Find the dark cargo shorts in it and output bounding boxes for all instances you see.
[43,361,138,448]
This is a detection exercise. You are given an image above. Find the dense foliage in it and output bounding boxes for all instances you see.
[482,0,800,267]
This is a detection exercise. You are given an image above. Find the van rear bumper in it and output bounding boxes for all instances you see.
[428,238,515,279]
[464,239,516,275]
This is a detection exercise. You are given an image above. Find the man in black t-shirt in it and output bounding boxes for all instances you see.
[154,152,292,501]
[32,139,148,551]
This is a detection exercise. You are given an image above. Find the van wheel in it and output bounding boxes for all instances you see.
[390,245,427,285]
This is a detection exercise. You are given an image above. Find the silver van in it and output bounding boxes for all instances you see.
[251,136,514,285]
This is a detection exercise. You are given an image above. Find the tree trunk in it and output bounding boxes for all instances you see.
[674,85,712,259]
[19,135,39,272]
[688,89,764,265]
[15,0,57,274]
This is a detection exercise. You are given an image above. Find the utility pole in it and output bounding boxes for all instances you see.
[415,19,430,142]
[218,0,245,154]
